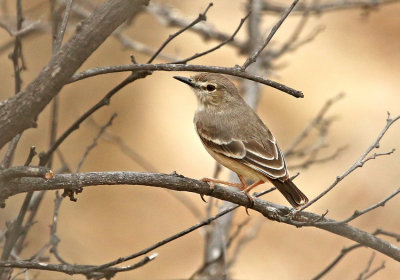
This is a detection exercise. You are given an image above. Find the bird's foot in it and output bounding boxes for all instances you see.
[199,178,216,203]
[241,190,254,216]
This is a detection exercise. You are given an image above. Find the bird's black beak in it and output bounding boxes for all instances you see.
[173,76,196,88]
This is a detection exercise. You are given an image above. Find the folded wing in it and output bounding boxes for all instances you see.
[197,127,288,180]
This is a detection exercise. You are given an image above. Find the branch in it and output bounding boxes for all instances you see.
[262,0,400,14]
[0,0,149,149]
[1,171,400,261]
[146,3,247,51]
[313,227,398,279]
[312,244,362,280]
[147,2,213,63]
[0,253,157,278]
[39,71,149,166]
[1,0,25,169]
[330,187,400,225]
[285,92,344,156]
[70,63,304,98]
[53,0,73,52]
[241,0,299,70]
[299,113,400,211]
[76,113,117,172]
[172,12,250,64]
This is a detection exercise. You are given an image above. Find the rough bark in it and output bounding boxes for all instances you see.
[0,0,149,149]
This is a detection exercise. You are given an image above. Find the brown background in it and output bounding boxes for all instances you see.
[1,0,400,279]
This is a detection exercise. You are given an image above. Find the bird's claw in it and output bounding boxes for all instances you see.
[200,178,215,203]
[242,191,254,216]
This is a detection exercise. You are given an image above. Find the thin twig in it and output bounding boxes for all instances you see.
[357,252,375,280]
[286,93,344,156]
[320,187,400,225]
[0,2,26,275]
[261,0,400,14]
[89,121,158,172]
[311,244,362,280]
[0,0,25,169]
[39,71,150,166]
[299,113,400,211]
[146,3,247,51]
[312,227,396,280]
[49,192,69,264]
[226,218,263,268]
[288,146,347,169]
[226,218,251,249]
[241,0,299,70]
[171,12,250,64]
[54,0,73,51]
[147,3,213,64]
[81,188,274,274]
[76,113,117,172]
[375,229,400,242]
[360,261,385,280]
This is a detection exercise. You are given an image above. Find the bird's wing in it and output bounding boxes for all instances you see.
[196,125,288,180]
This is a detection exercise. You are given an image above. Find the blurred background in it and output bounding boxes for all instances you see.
[1,0,400,279]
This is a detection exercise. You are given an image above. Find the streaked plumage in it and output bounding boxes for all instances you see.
[174,73,308,208]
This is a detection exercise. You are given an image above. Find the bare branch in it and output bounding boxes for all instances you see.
[1,0,25,169]
[286,93,345,156]
[59,0,179,61]
[312,244,362,280]
[146,3,247,51]
[53,0,73,51]
[288,146,347,170]
[359,261,385,280]
[312,228,395,279]
[69,63,304,98]
[113,32,179,61]
[172,12,250,64]
[262,0,400,14]
[2,172,400,261]
[0,0,150,149]
[80,189,274,274]
[0,253,158,278]
[375,229,400,242]
[241,0,299,70]
[299,113,400,211]
[357,252,376,280]
[226,218,263,268]
[89,119,203,221]
[147,2,213,63]
[39,71,150,166]
[322,187,400,225]
[76,113,117,172]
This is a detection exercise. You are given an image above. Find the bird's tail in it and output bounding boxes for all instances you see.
[270,178,308,208]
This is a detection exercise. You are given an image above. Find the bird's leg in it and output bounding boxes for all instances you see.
[243,180,265,193]
[238,177,266,213]
[201,177,243,188]
[238,176,253,213]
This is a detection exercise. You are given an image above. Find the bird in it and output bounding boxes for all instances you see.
[173,72,308,208]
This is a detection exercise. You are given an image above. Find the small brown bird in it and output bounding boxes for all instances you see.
[174,73,308,208]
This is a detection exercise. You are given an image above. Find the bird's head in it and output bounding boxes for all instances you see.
[174,73,240,109]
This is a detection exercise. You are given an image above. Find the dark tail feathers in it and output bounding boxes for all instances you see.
[270,178,308,208]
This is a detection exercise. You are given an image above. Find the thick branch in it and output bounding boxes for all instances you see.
[0,0,149,149]
[1,171,400,261]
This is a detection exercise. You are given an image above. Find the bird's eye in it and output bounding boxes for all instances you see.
[206,84,216,92]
